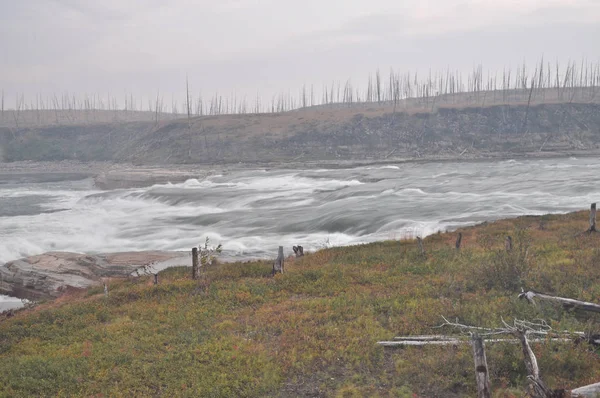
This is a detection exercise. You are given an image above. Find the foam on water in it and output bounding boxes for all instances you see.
[1,157,599,279]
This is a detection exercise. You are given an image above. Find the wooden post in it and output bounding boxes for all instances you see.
[589,203,596,232]
[153,274,158,285]
[417,237,425,257]
[455,233,463,250]
[471,334,491,398]
[192,247,199,280]
[273,246,284,275]
[103,282,108,298]
[505,236,513,252]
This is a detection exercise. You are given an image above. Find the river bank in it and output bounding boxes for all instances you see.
[1,209,598,396]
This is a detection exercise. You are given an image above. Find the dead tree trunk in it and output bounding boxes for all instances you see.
[455,233,463,250]
[273,246,284,275]
[192,247,199,280]
[589,203,596,232]
[154,274,158,285]
[472,334,491,398]
[417,237,426,257]
[515,330,564,398]
[519,291,600,314]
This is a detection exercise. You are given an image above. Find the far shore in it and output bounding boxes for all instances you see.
[1,150,599,189]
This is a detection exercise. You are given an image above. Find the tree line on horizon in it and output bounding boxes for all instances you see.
[1,57,600,127]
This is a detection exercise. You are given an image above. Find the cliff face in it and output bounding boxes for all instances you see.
[2,103,599,164]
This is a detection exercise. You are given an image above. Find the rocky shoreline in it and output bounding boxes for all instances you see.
[0,251,188,301]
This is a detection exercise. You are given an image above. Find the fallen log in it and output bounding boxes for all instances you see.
[519,291,600,314]
[378,337,572,347]
[572,382,600,397]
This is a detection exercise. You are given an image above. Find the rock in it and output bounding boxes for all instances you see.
[0,251,187,300]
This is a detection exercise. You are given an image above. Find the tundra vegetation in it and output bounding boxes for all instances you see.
[1,210,600,397]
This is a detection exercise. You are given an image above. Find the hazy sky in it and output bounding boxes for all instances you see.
[1,0,599,107]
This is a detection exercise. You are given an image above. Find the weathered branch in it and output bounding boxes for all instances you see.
[519,290,600,314]
[571,382,600,397]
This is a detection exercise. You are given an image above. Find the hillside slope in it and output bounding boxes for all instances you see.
[1,102,600,164]
[1,211,600,397]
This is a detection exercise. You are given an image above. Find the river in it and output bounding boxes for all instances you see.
[1,157,599,308]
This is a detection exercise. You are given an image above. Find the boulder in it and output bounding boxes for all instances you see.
[0,251,186,300]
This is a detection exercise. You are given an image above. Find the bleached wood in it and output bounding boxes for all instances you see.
[572,382,600,397]
[472,335,491,398]
[273,246,284,275]
[378,337,571,346]
[519,291,600,314]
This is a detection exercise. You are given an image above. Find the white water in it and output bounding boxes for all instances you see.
[1,157,599,308]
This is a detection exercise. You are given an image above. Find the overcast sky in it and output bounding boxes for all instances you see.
[1,0,599,108]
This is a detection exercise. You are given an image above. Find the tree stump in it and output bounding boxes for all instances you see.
[293,245,304,257]
[273,246,284,275]
[455,233,463,250]
[192,247,199,280]
[589,203,596,232]
[505,236,513,252]
[417,237,426,258]
[471,334,491,398]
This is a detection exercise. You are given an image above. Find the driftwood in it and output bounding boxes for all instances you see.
[455,233,463,250]
[519,290,600,314]
[293,245,304,257]
[191,247,199,280]
[417,237,426,257]
[472,334,491,398]
[273,246,284,275]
